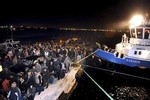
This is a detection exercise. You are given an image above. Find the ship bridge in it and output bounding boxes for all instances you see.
[129,21,150,46]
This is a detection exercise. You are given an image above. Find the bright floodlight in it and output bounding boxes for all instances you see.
[129,25,134,29]
[129,15,143,26]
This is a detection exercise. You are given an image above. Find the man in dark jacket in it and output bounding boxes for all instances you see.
[24,70,36,91]
[53,58,61,80]
[41,68,50,88]
[18,76,27,100]
[7,81,21,100]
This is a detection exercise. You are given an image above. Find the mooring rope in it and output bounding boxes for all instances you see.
[81,64,150,81]
[82,69,114,100]
[76,49,114,99]
[76,49,98,63]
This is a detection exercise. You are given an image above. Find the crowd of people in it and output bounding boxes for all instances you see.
[0,38,94,100]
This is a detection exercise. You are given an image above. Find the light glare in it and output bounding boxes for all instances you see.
[129,15,143,26]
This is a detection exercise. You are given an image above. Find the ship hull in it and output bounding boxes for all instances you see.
[95,49,150,68]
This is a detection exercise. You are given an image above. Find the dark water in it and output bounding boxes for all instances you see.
[69,57,150,100]
[0,28,127,48]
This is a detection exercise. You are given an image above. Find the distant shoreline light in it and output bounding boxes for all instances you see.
[60,28,128,32]
[0,25,128,32]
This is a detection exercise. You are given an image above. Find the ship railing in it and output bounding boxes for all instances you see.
[121,34,128,44]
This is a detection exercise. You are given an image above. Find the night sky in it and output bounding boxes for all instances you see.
[0,0,150,28]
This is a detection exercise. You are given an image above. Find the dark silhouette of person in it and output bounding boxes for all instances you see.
[144,30,150,39]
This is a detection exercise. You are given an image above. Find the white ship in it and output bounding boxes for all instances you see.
[95,15,150,69]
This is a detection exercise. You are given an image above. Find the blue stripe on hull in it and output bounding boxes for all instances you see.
[95,49,150,68]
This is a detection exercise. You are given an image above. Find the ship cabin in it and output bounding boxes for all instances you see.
[129,25,150,46]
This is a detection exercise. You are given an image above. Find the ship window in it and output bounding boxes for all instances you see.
[139,51,142,55]
[136,28,143,39]
[116,52,119,57]
[120,54,124,58]
[131,29,136,38]
[144,29,150,39]
[134,51,137,55]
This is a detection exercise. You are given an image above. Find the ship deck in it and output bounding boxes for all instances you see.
[34,66,80,100]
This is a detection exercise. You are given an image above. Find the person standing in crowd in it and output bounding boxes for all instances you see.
[2,78,10,97]
[7,81,21,100]
[48,59,54,72]
[41,68,50,88]
[64,55,70,72]
[59,61,66,79]
[12,55,18,65]
[34,61,42,74]
[18,76,26,100]
[24,70,36,100]
[24,70,35,92]
[26,85,36,100]
[53,58,61,80]
[34,70,42,86]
